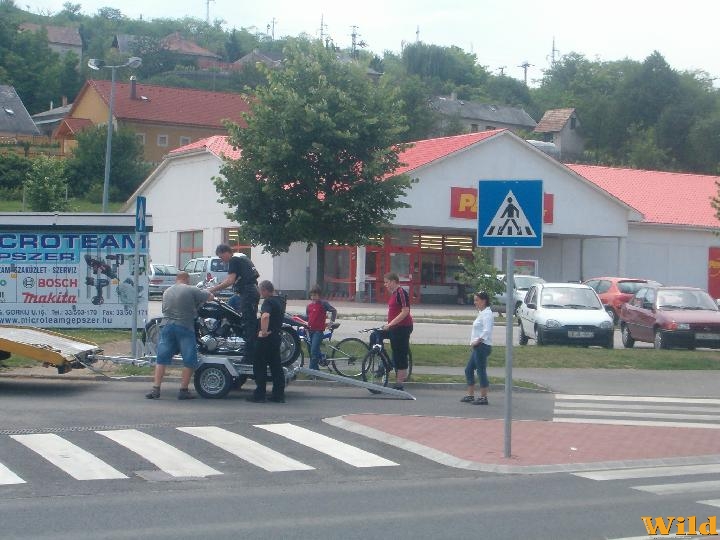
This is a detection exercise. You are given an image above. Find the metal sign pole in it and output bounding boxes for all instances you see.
[504,247,515,458]
[131,197,146,358]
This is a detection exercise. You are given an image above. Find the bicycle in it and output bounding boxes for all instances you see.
[359,327,414,388]
[290,315,370,378]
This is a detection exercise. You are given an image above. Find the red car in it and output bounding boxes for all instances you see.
[583,277,661,324]
[620,285,720,349]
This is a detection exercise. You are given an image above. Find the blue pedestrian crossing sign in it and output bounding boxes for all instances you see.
[477,180,543,247]
[135,196,147,233]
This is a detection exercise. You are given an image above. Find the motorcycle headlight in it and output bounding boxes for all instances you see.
[599,321,613,330]
[545,319,561,329]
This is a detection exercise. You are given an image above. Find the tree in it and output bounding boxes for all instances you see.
[0,153,32,199]
[24,155,70,211]
[65,125,150,202]
[453,249,504,299]
[215,38,412,287]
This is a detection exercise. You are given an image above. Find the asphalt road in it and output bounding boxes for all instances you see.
[0,378,716,539]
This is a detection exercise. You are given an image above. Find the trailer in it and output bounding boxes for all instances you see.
[0,325,414,400]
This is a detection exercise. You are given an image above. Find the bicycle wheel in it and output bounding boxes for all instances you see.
[330,337,369,378]
[362,350,389,389]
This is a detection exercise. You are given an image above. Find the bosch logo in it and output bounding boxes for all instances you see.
[23,277,35,288]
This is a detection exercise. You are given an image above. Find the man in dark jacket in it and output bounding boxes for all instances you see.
[246,280,286,403]
[209,244,260,365]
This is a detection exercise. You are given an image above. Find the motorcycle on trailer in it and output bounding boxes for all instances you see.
[143,281,301,398]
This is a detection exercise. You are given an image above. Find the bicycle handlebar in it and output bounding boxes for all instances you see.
[359,327,384,333]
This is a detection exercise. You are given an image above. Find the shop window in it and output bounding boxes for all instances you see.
[223,228,251,256]
[178,230,203,268]
[388,229,418,247]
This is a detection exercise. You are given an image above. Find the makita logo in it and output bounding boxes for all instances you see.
[22,292,77,304]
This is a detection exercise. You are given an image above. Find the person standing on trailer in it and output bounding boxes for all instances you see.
[209,245,260,365]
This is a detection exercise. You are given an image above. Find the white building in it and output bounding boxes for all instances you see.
[125,130,720,303]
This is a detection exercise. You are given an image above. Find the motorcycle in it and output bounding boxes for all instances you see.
[142,280,301,398]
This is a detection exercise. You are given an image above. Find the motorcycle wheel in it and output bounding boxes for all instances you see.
[279,326,301,366]
[142,318,162,356]
[194,364,233,398]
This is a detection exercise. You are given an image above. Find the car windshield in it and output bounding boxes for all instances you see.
[154,264,178,275]
[210,259,228,272]
[657,289,719,311]
[539,287,603,309]
[514,276,544,290]
[617,281,649,294]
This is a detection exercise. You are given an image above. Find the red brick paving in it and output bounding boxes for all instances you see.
[344,414,720,466]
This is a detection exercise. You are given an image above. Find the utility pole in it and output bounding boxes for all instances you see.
[267,18,276,40]
[498,66,506,76]
[319,14,328,42]
[518,61,533,86]
[351,25,359,58]
[549,36,560,66]
[416,25,420,42]
[205,0,214,24]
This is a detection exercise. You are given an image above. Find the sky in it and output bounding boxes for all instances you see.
[21,0,720,85]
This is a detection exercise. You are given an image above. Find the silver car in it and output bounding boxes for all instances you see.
[148,263,179,298]
[494,274,546,314]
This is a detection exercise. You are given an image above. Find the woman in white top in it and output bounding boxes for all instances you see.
[461,291,493,405]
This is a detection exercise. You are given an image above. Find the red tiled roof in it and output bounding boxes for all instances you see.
[569,164,720,229]
[535,108,575,133]
[161,32,220,59]
[86,80,249,128]
[170,135,241,159]
[19,23,82,47]
[393,130,503,175]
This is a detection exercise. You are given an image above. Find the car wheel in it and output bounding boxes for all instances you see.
[518,321,529,345]
[654,329,668,350]
[536,327,546,346]
[620,324,635,348]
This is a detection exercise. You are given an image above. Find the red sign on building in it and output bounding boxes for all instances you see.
[450,187,554,223]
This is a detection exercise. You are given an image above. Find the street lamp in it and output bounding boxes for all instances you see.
[87,56,142,212]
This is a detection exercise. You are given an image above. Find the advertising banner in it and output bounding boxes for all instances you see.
[0,230,149,328]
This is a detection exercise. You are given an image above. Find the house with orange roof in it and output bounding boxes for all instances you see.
[535,108,583,159]
[125,129,720,302]
[54,79,250,163]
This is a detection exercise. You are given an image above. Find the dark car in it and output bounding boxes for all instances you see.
[583,276,662,324]
[619,285,720,349]
[147,263,179,298]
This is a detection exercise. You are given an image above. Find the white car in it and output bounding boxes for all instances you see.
[494,274,545,314]
[517,282,614,348]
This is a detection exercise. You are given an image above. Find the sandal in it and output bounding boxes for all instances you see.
[145,386,160,399]
[460,395,475,403]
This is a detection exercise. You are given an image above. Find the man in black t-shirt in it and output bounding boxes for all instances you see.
[209,244,260,365]
[246,280,286,403]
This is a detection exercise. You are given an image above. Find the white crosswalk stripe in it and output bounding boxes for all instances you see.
[178,426,314,472]
[256,423,398,468]
[0,423,402,486]
[554,394,720,428]
[0,461,25,485]
[575,463,720,481]
[96,429,222,478]
[633,479,720,495]
[10,433,127,480]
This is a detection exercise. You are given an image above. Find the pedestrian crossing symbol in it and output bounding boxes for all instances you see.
[477,180,543,247]
[484,190,536,238]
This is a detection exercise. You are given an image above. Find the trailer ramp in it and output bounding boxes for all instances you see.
[0,325,103,373]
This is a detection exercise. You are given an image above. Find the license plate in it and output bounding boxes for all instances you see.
[696,333,720,340]
[568,331,594,338]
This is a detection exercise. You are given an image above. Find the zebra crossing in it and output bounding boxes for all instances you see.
[553,394,720,429]
[0,423,399,486]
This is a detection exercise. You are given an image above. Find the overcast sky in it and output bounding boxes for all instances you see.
[23,0,720,85]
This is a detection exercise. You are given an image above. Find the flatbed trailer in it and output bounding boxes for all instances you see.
[0,325,414,400]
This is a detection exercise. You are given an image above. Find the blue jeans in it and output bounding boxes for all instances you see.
[465,343,491,388]
[156,323,198,368]
[308,330,324,370]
